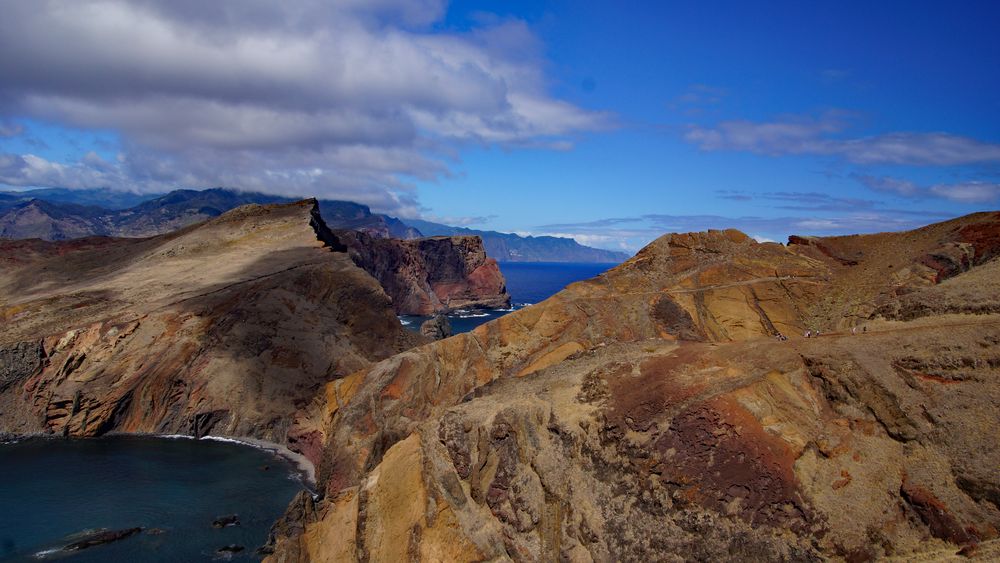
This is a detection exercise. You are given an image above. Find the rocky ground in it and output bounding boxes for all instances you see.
[265,213,1000,562]
[3,204,999,562]
[0,200,424,443]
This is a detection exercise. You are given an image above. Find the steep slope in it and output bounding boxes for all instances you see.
[406,219,630,264]
[267,216,1000,561]
[788,210,1000,328]
[0,200,423,444]
[338,230,511,315]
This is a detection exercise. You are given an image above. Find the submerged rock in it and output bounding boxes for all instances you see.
[211,515,239,529]
[64,527,143,551]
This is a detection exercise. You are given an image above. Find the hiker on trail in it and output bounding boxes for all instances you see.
[863,326,867,333]
[851,326,857,335]
[805,330,811,338]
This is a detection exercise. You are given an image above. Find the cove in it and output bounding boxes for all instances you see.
[0,435,305,561]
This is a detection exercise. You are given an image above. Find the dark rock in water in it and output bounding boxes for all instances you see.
[420,314,452,340]
[217,544,244,553]
[64,527,143,551]
[212,514,240,528]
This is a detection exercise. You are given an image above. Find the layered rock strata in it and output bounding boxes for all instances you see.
[269,215,1000,561]
[337,230,510,315]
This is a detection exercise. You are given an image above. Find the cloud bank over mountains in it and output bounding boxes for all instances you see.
[0,0,607,215]
[0,2,995,254]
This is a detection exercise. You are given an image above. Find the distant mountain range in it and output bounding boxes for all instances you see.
[0,187,629,263]
[406,219,629,263]
[0,188,418,240]
[0,187,152,210]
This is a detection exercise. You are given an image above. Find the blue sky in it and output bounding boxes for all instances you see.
[1,1,998,251]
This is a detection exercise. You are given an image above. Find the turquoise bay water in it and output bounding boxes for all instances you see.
[400,261,619,333]
[0,436,304,562]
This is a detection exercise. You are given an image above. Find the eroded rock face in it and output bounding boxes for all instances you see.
[271,214,1000,561]
[0,340,44,392]
[5,203,1000,561]
[420,315,452,340]
[337,231,511,315]
[0,200,423,444]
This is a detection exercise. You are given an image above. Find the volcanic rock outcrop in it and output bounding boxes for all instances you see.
[0,200,423,443]
[337,230,510,315]
[267,213,1000,562]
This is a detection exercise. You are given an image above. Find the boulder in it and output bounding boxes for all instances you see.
[420,315,452,340]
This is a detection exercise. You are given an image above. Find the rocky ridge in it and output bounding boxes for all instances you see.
[266,214,1000,562]
[0,200,423,443]
[0,188,420,240]
[3,205,1000,561]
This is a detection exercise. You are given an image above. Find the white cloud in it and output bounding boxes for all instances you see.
[853,174,1000,203]
[535,206,953,251]
[0,1,608,213]
[685,113,1000,166]
[852,174,922,196]
[929,181,1000,203]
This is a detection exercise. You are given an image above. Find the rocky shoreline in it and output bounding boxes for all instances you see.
[5,202,1000,561]
[195,435,317,488]
[0,431,318,488]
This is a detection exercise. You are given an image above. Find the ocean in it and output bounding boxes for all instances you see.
[0,436,304,562]
[0,262,619,562]
[399,262,619,334]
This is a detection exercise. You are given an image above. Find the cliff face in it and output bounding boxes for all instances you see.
[406,218,631,263]
[338,231,511,315]
[268,215,1000,561]
[0,200,423,444]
